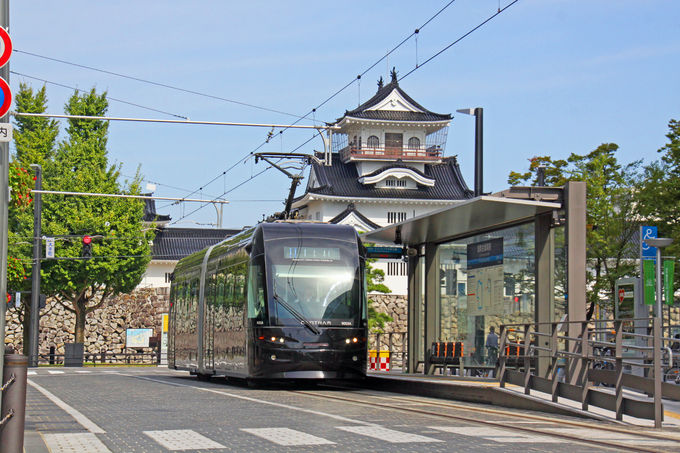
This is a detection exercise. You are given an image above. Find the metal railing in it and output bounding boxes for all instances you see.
[340,145,442,162]
[38,349,160,366]
[498,317,679,428]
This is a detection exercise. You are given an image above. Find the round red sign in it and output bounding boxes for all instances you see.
[0,27,12,69]
[0,77,11,117]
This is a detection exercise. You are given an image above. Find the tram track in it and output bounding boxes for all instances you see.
[290,386,680,453]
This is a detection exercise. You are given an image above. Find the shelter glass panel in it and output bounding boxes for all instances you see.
[438,222,535,366]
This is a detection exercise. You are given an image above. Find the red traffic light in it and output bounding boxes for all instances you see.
[82,235,92,245]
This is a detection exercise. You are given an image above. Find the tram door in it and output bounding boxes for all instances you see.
[203,273,215,370]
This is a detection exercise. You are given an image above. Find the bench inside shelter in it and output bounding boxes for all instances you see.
[426,341,463,375]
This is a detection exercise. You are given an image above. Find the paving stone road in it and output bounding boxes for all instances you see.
[22,367,680,452]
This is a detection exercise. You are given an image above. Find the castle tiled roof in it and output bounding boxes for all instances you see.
[328,203,381,229]
[151,227,242,261]
[337,78,451,123]
[143,196,171,223]
[297,152,473,201]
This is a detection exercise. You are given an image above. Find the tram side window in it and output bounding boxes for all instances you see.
[247,256,266,321]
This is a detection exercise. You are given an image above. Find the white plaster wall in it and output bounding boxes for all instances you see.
[138,261,176,289]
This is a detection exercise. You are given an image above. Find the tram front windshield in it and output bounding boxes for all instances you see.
[266,237,362,328]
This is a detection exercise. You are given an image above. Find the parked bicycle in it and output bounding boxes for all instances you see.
[591,346,615,387]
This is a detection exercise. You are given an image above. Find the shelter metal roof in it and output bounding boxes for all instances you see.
[361,196,562,246]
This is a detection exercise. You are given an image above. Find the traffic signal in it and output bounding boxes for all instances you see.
[82,235,92,259]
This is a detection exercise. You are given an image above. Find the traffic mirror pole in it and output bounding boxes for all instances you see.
[0,0,10,413]
[28,165,41,367]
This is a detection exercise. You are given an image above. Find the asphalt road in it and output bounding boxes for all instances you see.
[22,367,679,452]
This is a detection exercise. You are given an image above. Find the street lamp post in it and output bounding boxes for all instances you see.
[643,237,672,428]
[644,237,674,320]
[456,107,483,197]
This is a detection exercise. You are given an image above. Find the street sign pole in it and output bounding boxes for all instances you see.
[0,0,9,413]
[28,165,42,367]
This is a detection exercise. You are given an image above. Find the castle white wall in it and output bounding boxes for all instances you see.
[138,261,176,289]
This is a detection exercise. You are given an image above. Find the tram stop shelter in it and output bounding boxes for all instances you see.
[362,182,586,376]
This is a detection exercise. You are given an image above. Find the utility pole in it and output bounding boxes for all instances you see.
[29,165,42,367]
[0,0,10,409]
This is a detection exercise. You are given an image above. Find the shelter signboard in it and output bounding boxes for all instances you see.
[664,259,675,306]
[466,238,504,316]
[643,260,655,305]
[125,328,153,348]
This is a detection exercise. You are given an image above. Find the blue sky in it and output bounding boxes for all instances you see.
[9,1,680,229]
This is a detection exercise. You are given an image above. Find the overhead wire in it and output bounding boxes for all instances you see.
[399,0,520,81]
[18,0,501,225]
[13,49,320,123]
[271,0,521,173]
[168,165,275,226]
[157,0,463,214]
[11,71,188,119]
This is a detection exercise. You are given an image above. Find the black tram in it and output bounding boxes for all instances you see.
[168,221,368,381]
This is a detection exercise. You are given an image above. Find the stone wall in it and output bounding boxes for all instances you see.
[3,289,412,360]
[369,294,408,356]
[4,287,170,357]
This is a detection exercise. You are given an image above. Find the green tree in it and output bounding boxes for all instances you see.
[365,255,393,333]
[637,119,680,297]
[14,83,59,168]
[507,155,570,187]
[40,88,152,344]
[508,144,640,313]
[569,144,640,311]
[11,84,60,349]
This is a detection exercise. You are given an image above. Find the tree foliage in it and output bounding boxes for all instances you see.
[508,144,639,311]
[37,88,153,343]
[14,83,59,168]
[9,84,60,289]
[636,119,680,296]
[362,243,393,333]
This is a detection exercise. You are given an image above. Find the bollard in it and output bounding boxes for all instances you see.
[0,354,28,453]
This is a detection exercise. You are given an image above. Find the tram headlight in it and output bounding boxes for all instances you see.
[352,356,358,361]
[345,338,351,344]
[271,336,277,342]
[352,337,358,343]
[270,355,277,361]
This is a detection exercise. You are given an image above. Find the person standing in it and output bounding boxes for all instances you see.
[485,326,499,365]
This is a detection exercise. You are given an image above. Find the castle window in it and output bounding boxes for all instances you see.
[387,211,407,223]
[367,135,380,148]
[387,261,408,276]
[408,137,421,149]
[385,178,406,188]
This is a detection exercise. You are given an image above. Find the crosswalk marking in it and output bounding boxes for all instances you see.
[144,430,224,451]
[241,428,335,446]
[27,371,37,375]
[42,433,111,452]
[430,426,565,443]
[336,425,442,443]
[47,370,64,374]
[75,370,91,373]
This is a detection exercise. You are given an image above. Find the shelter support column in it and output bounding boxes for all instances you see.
[535,212,554,377]
[423,243,440,374]
[407,249,423,373]
[565,181,587,384]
